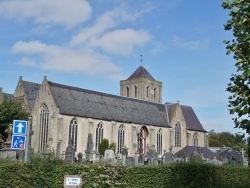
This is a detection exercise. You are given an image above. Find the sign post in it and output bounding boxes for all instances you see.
[11,120,30,162]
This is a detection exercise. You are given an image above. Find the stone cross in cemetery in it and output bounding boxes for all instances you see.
[85,133,95,161]
[121,146,128,165]
[65,138,75,164]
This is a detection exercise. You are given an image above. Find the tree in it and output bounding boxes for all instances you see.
[222,0,250,134]
[0,98,29,141]
[208,130,246,151]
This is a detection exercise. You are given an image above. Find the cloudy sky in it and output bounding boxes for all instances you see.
[0,0,245,135]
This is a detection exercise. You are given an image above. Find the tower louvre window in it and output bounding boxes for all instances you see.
[134,85,137,98]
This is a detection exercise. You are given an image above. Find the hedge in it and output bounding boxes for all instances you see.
[0,159,249,188]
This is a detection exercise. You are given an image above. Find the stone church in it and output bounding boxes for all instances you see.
[0,66,207,158]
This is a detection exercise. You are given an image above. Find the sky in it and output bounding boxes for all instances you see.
[0,0,246,136]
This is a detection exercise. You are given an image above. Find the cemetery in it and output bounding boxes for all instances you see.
[0,133,250,187]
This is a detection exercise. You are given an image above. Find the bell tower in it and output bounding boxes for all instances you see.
[120,66,162,103]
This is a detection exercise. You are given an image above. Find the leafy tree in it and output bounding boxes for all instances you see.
[208,130,247,154]
[222,0,250,133]
[0,98,29,141]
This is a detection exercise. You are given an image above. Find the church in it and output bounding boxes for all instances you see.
[0,66,207,158]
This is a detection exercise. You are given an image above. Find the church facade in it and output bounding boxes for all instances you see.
[0,66,207,158]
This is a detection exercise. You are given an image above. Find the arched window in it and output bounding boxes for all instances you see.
[95,122,104,152]
[146,86,149,98]
[175,123,181,147]
[68,118,78,151]
[126,87,129,97]
[154,87,157,100]
[39,104,49,151]
[134,85,137,98]
[117,124,125,154]
[157,129,162,155]
[193,133,199,147]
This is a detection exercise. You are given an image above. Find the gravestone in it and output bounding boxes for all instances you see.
[77,152,83,162]
[121,146,128,165]
[85,133,95,162]
[104,149,115,160]
[65,145,75,164]
[126,156,135,166]
[163,152,173,164]
[134,152,138,166]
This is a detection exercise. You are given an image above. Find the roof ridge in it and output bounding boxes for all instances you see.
[48,80,164,106]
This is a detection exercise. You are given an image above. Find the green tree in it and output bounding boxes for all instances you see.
[208,130,247,154]
[222,0,250,133]
[0,98,29,141]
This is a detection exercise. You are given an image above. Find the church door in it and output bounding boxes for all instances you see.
[137,126,148,155]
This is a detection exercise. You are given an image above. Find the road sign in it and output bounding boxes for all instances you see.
[13,120,28,135]
[11,135,26,150]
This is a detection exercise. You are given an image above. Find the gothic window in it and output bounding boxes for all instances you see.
[134,85,137,98]
[175,123,181,147]
[68,118,78,151]
[157,129,162,155]
[39,104,49,151]
[193,133,199,147]
[95,122,104,152]
[117,124,125,154]
[146,86,149,98]
[126,87,129,97]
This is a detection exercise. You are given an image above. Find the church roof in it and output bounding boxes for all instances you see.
[48,81,170,127]
[166,102,206,132]
[174,146,216,159]
[3,92,13,100]
[127,66,155,80]
[23,81,41,110]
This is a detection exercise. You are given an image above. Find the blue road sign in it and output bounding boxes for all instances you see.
[11,135,26,150]
[13,120,27,135]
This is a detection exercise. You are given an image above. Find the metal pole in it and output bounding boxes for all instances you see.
[24,120,30,162]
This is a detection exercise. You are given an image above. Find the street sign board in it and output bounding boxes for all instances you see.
[11,135,26,150]
[64,175,82,187]
[13,120,28,135]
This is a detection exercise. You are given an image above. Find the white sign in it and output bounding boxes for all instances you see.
[64,175,82,187]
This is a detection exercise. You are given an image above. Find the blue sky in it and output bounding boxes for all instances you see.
[0,0,245,135]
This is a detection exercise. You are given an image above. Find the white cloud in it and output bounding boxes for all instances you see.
[0,0,92,27]
[172,35,209,50]
[90,29,151,55]
[12,40,120,75]
[8,2,153,77]
[70,9,119,46]
[70,7,152,56]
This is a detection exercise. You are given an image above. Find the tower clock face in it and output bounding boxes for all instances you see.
[151,90,154,94]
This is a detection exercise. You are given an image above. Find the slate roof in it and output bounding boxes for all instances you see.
[3,93,13,100]
[127,66,155,80]
[166,102,206,132]
[175,146,216,159]
[48,81,170,127]
[23,81,41,110]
